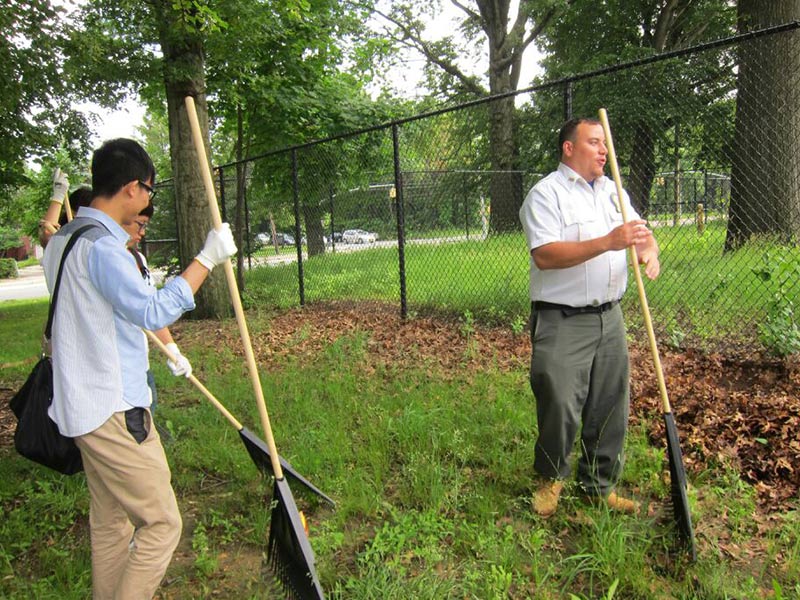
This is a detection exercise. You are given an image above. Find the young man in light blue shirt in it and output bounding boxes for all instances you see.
[42,138,236,599]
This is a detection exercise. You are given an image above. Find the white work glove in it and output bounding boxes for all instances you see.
[165,342,192,378]
[51,168,69,203]
[195,223,237,271]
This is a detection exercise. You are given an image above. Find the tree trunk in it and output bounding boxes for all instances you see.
[487,95,523,232]
[154,2,230,318]
[235,103,246,291]
[626,120,656,216]
[726,0,800,251]
[483,3,522,233]
[303,202,326,257]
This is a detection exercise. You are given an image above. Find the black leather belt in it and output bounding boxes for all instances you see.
[533,300,618,316]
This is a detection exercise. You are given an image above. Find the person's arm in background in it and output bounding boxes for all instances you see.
[148,226,238,377]
[152,327,192,377]
[39,169,69,247]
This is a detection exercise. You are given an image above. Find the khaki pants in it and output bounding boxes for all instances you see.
[529,303,630,496]
[75,410,181,600]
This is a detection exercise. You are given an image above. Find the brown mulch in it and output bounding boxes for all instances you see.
[2,300,798,512]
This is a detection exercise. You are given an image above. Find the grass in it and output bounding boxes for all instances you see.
[1,300,799,598]
[0,299,48,370]
[242,221,800,351]
[16,257,41,269]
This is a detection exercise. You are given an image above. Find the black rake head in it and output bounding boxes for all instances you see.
[239,428,335,507]
[664,412,697,562]
[268,477,325,600]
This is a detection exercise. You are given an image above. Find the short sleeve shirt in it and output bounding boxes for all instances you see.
[519,163,641,306]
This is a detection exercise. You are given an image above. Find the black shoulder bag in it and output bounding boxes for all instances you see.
[9,224,95,475]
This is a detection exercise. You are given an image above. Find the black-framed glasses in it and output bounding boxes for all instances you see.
[138,181,157,201]
[134,220,148,234]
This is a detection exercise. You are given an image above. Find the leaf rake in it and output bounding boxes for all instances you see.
[599,108,697,561]
[185,95,326,598]
[145,330,335,508]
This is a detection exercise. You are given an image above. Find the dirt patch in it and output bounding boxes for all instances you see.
[3,300,798,512]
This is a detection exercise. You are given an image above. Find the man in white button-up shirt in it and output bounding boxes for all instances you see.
[519,118,660,518]
[42,138,237,599]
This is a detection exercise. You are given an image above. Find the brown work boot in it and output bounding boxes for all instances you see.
[533,480,564,517]
[604,491,641,514]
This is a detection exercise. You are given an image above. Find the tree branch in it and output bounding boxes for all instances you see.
[367,3,487,96]
[450,0,480,22]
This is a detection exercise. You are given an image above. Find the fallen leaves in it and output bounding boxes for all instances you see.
[2,300,798,513]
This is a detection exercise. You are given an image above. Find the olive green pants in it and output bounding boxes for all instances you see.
[529,303,630,496]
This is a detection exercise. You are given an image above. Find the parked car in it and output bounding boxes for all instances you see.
[255,232,271,244]
[332,231,343,243]
[342,229,378,244]
[269,232,295,246]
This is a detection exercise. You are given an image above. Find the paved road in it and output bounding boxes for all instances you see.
[0,264,48,302]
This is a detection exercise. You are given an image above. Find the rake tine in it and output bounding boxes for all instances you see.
[268,478,325,599]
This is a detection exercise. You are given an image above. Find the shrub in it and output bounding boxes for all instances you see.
[0,226,22,252]
[0,258,19,279]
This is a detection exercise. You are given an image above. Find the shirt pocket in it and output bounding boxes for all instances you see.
[607,192,625,224]
[563,207,601,242]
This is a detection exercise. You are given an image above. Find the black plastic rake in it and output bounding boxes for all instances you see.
[146,331,334,508]
[186,95,326,599]
[599,108,697,561]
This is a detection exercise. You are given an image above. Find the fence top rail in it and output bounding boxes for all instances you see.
[403,169,527,175]
[151,20,799,184]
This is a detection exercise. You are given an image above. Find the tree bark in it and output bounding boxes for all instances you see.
[726,0,800,251]
[154,1,231,318]
[626,120,656,216]
[235,103,246,291]
[303,202,326,257]
[478,0,525,232]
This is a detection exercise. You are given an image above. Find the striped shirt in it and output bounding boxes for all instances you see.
[41,207,195,437]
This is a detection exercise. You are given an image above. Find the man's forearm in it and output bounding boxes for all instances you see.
[532,238,611,270]
[180,260,211,294]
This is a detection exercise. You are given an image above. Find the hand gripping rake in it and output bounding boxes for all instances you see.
[598,108,697,561]
[144,330,334,507]
[185,95,325,598]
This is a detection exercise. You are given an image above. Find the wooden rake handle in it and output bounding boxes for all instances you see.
[144,329,243,430]
[184,96,284,480]
[63,191,73,222]
[598,108,672,415]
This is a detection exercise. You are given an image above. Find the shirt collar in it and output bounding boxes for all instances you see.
[77,206,130,244]
[557,162,607,189]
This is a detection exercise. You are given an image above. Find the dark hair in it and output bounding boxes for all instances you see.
[58,186,93,226]
[558,118,601,158]
[139,200,154,219]
[91,138,156,199]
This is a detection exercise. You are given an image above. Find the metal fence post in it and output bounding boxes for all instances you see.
[564,81,573,121]
[244,180,252,271]
[329,185,336,253]
[392,124,407,319]
[218,167,227,223]
[291,149,305,306]
[673,123,681,226]
[463,174,470,240]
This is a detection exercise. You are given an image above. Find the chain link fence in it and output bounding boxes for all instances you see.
[150,22,800,352]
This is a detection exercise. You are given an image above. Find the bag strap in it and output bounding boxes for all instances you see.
[44,224,97,340]
[128,246,148,279]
